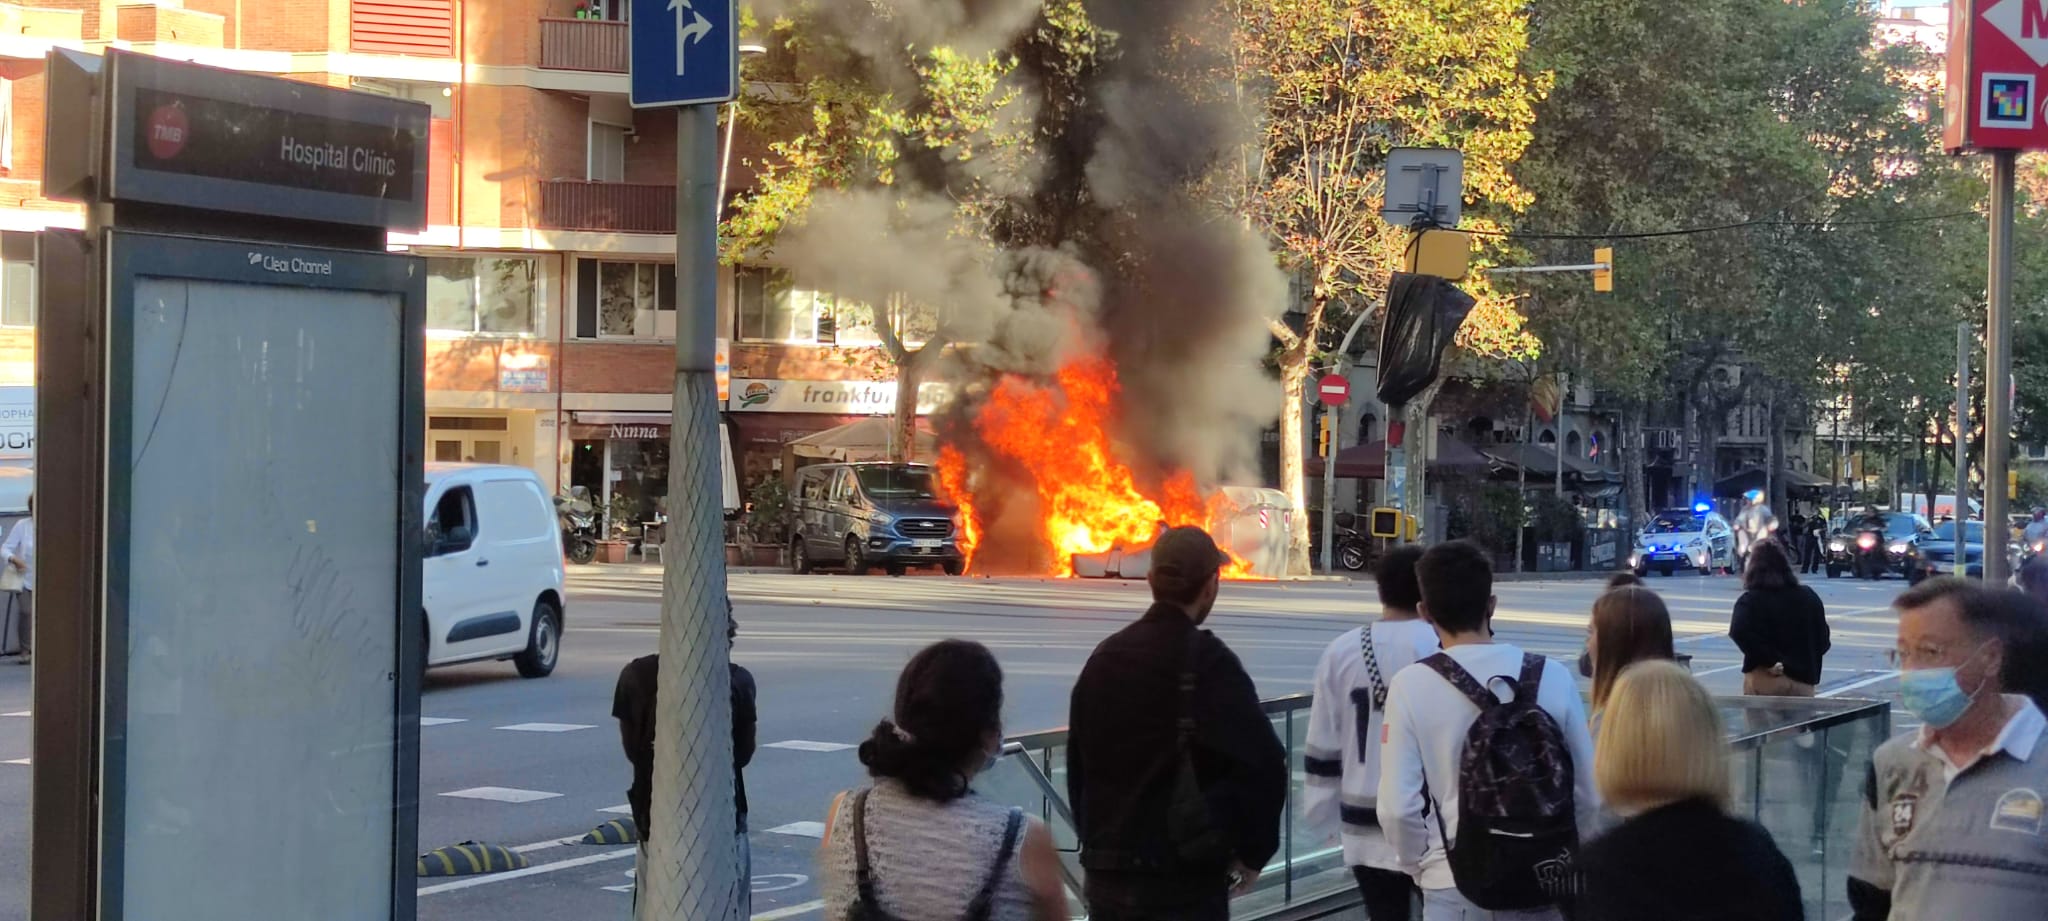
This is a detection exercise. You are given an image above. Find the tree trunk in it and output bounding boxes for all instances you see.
[1767,386,1786,514]
[1279,356,1312,576]
[1622,402,1648,534]
[889,347,936,464]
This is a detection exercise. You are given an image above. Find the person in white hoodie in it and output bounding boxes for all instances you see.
[1376,541,1600,921]
[1304,544,1439,920]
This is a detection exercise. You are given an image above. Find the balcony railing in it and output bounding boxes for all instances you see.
[539,18,628,73]
[538,180,676,234]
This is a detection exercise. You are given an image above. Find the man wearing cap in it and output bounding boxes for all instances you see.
[1068,526,1289,921]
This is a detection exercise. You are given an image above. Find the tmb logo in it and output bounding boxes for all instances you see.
[146,103,189,160]
[1986,0,2048,67]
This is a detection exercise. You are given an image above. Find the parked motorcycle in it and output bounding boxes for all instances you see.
[1332,512,1371,572]
[556,488,600,565]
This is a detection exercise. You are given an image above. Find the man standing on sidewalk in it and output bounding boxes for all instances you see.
[1069,526,1288,921]
[1305,543,1437,919]
[614,598,757,913]
[1849,578,2048,919]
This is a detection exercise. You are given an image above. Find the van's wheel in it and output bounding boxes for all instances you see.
[791,540,812,575]
[943,560,965,576]
[514,600,560,679]
[845,538,868,575]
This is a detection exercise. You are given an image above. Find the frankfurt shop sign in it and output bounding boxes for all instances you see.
[1948,0,2048,151]
[727,379,950,414]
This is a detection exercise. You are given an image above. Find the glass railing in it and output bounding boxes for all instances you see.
[991,692,1889,920]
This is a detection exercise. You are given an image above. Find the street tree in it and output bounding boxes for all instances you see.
[1224,0,1548,564]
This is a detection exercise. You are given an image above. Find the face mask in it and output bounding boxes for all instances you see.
[1899,644,1992,729]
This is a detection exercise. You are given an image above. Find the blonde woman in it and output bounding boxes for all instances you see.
[1573,661,1801,921]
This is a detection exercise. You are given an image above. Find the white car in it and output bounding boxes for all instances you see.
[1631,506,1737,576]
[421,464,566,677]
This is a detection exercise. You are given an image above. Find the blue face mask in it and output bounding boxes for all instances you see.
[1899,643,1992,729]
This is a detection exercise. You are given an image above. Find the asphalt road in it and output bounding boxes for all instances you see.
[0,565,1922,921]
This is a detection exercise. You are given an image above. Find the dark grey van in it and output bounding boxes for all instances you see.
[789,462,964,576]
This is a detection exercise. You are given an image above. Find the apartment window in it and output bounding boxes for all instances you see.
[589,122,627,182]
[0,233,33,329]
[583,260,676,339]
[427,257,537,334]
[732,266,887,346]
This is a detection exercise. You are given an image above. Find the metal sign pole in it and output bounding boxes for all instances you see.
[1987,150,2017,584]
[1958,321,1971,566]
[1320,395,1339,572]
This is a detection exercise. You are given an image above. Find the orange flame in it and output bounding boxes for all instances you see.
[941,355,1262,579]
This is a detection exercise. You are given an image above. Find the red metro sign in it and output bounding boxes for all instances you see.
[1949,0,2048,151]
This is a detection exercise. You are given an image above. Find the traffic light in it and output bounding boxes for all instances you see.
[1593,247,1613,293]
[1403,228,1473,280]
[1318,414,1331,458]
[2011,469,2020,501]
[1377,273,1478,406]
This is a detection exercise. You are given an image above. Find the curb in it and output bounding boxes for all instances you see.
[1495,570,1623,583]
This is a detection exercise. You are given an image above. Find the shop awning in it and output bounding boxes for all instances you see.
[1305,438,1494,480]
[785,417,938,463]
[1713,466,1834,498]
[571,411,671,426]
[1479,443,1619,484]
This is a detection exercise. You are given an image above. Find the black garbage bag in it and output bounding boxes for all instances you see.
[1375,272,1476,407]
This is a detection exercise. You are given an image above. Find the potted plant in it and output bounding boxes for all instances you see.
[596,491,636,563]
[738,477,791,567]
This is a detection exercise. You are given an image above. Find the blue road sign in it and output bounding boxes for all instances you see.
[629,0,736,108]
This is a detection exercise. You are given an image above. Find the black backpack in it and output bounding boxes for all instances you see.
[846,788,1025,921]
[1419,652,1579,911]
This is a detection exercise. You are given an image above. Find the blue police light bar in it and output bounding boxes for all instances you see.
[1693,501,1712,513]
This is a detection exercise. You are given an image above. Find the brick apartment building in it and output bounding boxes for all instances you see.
[0,0,928,524]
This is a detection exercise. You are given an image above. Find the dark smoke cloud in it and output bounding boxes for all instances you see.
[758,0,1284,566]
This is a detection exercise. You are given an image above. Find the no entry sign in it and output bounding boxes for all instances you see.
[1317,374,1350,406]
[1948,0,2048,151]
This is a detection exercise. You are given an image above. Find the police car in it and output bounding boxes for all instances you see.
[1631,504,1737,576]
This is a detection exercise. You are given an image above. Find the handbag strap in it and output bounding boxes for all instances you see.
[849,789,891,917]
[961,807,1025,921]
[1361,624,1390,710]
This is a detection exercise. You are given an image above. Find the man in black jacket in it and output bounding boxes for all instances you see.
[1068,526,1288,921]
[613,598,757,912]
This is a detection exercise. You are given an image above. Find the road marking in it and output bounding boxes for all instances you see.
[3,758,26,765]
[753,900,825,920]
[509,836,582,854]
[764,740,855,753]
[1692,664,1743,677]
[416,846,633,896]
[439,786,563,804]
[766,821,826,839]
[496,722,596,733]
[3,711,28,717]
[599,804,634,815]
[1821,671,1900,698]
[419,717,466,727]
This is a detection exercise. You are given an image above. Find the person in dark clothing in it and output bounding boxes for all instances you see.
[1991,585,2048,714]
[1801,514,1826,574]
[613,599,757,910]
[1575,661,1802,921]
[1728,540,1830,696]
[1788,514,1807,568]
[1068,526,1288,921]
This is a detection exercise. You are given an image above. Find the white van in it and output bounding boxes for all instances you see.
[423,463,566,678]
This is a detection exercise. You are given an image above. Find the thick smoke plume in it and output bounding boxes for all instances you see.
[764,0,1283,573]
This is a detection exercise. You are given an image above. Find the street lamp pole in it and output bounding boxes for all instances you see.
[1321,307,1377,572]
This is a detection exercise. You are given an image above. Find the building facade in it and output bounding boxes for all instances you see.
[0,0,921,523]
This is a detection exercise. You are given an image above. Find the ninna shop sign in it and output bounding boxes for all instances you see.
[727,379,950,414]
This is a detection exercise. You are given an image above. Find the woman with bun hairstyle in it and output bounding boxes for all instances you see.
[821,640,1067,921]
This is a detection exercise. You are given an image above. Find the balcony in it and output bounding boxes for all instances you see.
[540,18,628,73]
[538,180,675,234]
